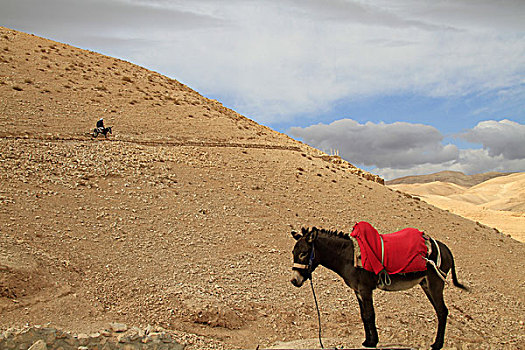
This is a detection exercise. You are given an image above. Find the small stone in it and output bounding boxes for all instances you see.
[147,332,162,343]
[117,333,130,343]
[65,334,78,346]
[126,328,141,342]
[144,325,155,335]
[109,323,128,333]
[77,333,89,346]
[161,334,173,343]
[55,329,68,339]
[133,327,145,338]
[28,340,47,350]
[89,332,101,340]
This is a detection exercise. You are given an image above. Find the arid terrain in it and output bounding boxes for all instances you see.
[1,27,524,349]
[386,170,513,188]
[388,172,525,243]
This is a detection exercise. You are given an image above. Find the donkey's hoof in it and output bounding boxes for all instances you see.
[431,342,443,350]
[362,339,378,348]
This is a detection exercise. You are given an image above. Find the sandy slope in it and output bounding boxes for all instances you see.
[458,173,525,212]
[389,173,525,242]
[1,27,524,350]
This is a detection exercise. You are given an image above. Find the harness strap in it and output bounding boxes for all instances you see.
[309,243,315,268]
[424,237,448,282]
[435,237,442,268]
[378,236,391,287]
[426,259,447,282]
[378,269,391,287]
[292,242,315,273]
[380,236,385,266]
[292,263,309,270]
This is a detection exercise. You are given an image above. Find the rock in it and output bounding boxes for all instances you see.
[28,339,47,350]
[147,332,163,343]
[76,333,89,346]
[109,322,128,333]
[89,332,101,340]
[117,333,131,343]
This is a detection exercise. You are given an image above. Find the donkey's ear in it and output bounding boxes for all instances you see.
[291,230,302,241]
[306,229,318,243]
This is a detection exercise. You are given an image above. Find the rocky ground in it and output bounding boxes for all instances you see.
[1,27,524,349]
[1,323,197,350]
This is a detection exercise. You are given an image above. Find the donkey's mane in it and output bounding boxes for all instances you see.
[305,226,351,240]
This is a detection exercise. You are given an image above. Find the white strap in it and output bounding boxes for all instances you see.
[293,263,309,270]
[380,236,385,266]
[424,237,448,282]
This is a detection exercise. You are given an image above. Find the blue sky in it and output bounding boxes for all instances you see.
[2,0,524,179]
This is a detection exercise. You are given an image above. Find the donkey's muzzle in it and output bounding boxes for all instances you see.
[291,270,306,287]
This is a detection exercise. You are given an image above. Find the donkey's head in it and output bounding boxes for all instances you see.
[290,227,319,287]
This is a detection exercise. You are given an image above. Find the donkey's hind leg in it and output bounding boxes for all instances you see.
[420,274,448,350]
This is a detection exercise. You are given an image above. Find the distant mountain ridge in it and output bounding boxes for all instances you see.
[386,170,514,188]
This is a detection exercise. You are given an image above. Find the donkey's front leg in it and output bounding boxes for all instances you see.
[355,290,378,348]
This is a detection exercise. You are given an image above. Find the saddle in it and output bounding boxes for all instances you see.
[350,221,429,276]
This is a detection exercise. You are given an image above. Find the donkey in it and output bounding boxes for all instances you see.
[290,227,468,350]
[92,126,112,138]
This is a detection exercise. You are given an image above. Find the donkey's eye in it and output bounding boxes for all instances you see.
[299,253,308,260]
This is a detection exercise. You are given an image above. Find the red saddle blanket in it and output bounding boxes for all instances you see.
[351,221,428,275]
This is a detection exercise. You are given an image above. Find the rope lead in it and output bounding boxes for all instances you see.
[310,277,324,349]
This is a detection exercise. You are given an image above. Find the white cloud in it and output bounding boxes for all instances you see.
[459,119,525,160]
[159,0,524,124]
[372,0,525,32]
[289,119,525,180]
[3,0,522,125]
[375,148,525,181]
[289,119,458,168]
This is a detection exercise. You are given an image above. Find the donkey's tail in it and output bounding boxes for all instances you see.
[451,261,468,291]
[447,246,469,291]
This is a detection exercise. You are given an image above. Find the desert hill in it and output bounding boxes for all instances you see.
[1,27,524,349]
[386,170,512,187]
[389,173,525,243]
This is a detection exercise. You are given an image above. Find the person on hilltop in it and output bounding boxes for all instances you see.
[91,117,112,139]
[96,118,105,132]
